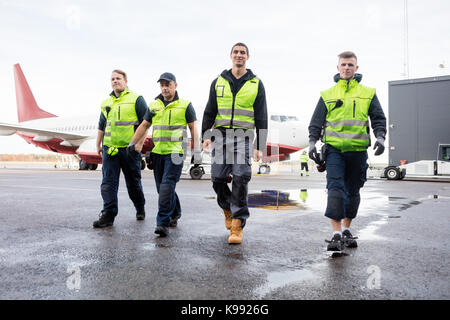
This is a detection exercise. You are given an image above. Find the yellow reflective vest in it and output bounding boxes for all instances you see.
[101,89,140,148]
[320,79,375,152]
[214,76,259,130]
[149,98,190,155]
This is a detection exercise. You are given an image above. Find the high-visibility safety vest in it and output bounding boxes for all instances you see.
[320,79,376,153]
[101,89,140,148]
[149,98,190,155]
[300,153,309,163]
[214,76,259,130]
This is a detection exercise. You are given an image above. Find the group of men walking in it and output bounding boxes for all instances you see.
[92,43,386,251]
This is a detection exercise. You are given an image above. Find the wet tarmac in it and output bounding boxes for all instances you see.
[0,166,449,300]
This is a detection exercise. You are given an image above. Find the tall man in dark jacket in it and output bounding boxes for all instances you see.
[202,43,268,244]
[308,51,387,251]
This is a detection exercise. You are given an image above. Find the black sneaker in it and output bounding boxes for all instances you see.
[169,215,181,227]
[342,230,358,248]
[136,210,145,221]
[326,233,343,251]
[154,225,169,237]
[93,211,115,228]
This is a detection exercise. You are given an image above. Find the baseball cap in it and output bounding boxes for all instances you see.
[157,72,176,83]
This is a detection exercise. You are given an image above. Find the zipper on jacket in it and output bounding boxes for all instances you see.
[118,105,121,120]
[353,100,356,118]
[230,95,236,128]
[169,110,172,125]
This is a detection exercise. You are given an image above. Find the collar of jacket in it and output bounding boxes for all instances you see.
[154,91,180,104]
[110,88,130,98]
[220,68,256,83]
[333,73,363,83]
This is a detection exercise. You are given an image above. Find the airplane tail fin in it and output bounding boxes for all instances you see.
[14,64,57,123]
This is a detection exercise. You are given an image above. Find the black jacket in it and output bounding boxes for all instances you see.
[201,69,268,150]
[308,73,387,144]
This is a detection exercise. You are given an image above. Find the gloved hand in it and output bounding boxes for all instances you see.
[127,142,137,157]
[191,150,202,166]
[373,137,385,156]
[308,140,320,164]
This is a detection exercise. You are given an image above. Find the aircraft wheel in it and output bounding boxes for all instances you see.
[88,164,98,170]
[79,160,89,170]
[141,159,146,170]
[259,165,271,174]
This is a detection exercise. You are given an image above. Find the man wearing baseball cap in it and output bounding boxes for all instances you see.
[129,72,200,237]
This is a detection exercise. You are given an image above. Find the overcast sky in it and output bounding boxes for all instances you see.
[0,0,449,162]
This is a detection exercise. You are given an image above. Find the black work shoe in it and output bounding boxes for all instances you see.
[342,230,358,248]
[136,210,145,221]
[169,215,181,227]
[326,233,343,251]
[154,225,169,237]
[93,211,115,228]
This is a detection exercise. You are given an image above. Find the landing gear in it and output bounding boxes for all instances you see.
[258,164,271,174]
[79,160,98,171]
[79,160,89,170]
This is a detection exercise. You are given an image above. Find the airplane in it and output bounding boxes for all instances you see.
[0,64,308,176]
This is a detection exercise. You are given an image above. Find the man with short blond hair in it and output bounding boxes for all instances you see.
[308,51,386,251]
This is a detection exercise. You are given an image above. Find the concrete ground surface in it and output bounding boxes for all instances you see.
[0,164,449,301]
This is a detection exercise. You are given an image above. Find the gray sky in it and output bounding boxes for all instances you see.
[0,0,449,160]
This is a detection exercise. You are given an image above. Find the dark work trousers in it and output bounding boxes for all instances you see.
[101,146,145,216]
[152,153,183,227]
[324,145,368,221]
[211,132,252,228]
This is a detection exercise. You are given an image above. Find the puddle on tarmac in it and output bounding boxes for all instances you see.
[255,268,318,297]
[247,189,390,216]
[246,189,433,218]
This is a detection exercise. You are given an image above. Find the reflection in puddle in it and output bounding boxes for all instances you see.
[255,268,318,297]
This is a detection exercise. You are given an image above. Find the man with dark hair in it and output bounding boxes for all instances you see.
[93,70,147,228]
[308,51,386,251]
[129,72,200,237]
[202,42,268,244]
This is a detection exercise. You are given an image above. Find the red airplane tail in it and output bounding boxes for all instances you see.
[14,64,57,123]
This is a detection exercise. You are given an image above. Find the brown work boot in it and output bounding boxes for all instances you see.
[223,209,232,230]
[228,219,243,244]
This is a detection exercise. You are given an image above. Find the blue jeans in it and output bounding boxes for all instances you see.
[324,145,368,221]
[152,153,183,227]
[101,146,145,216]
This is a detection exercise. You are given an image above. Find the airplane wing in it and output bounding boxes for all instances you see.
[0,122,89,145]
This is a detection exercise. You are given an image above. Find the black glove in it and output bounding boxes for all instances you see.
[373,137,385,156]
[191,150,202,166]
[127,142,137,156]
[308,141,320,164]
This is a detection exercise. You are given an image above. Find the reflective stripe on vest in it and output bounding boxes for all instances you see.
[101,89,140,148]
[320,79,375,153]
[214,76,258,130]
[149,98,190,155]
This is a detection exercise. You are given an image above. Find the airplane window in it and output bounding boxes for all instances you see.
[271,115,280,122]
